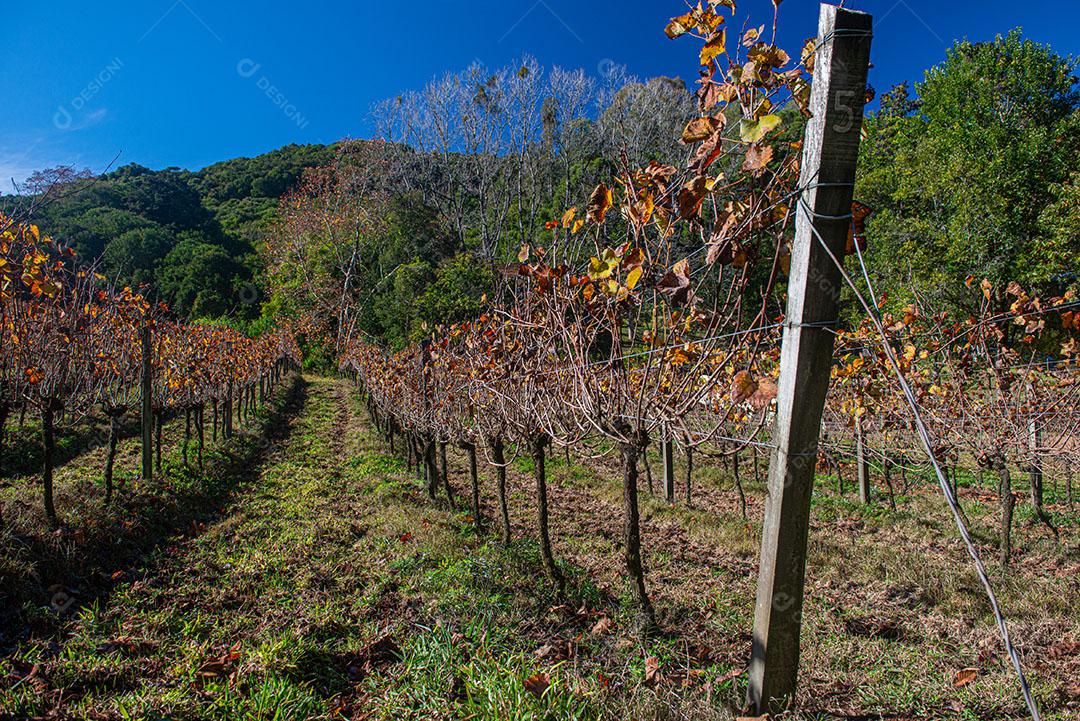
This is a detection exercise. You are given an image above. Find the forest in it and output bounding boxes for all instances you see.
[0,2,1077,720]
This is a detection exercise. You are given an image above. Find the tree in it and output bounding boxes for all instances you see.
[158,240,246,318]
[857,30,1080,312]
[102,226,173,289]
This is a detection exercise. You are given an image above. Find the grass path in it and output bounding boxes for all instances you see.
[1,376,1077,720]
[1,378,614,720]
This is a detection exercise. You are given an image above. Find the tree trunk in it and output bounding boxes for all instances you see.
[882,454,897,510]
[439,441,454,505]
[212,399,219,442]
[42,402,59,528]
[531,434,563,590]
[491,436,511,545]
[732,451,747,520]
[620,436,656,632]
[642,446,654,495]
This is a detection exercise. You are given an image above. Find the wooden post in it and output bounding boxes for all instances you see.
[141,324,153,482]
[662,436,675,503]
[856,417,871,504]
[1027,418,1043,509]
[747,4,871,713]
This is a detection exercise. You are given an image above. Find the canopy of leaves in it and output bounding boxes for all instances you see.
[857,30,1080,313]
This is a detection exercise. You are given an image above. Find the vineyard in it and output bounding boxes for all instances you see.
[1,1,1079,720]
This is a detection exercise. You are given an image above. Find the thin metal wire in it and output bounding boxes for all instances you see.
[800,196,1043,721]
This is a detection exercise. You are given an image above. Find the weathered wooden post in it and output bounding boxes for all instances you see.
[856,417,871,504]
[662,435,676,503]
[1027,417,1044,509]
[141,324,153,482]
[747,4,871,713]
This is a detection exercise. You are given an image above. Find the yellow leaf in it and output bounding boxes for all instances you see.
[739,114,782,144]
[664,11,695,39]
[626,266,643,291]
[700,28,726,65]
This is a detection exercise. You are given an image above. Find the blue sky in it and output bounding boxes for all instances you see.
[3,1,1078,189]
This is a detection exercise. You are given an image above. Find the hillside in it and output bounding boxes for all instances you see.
[1,144,334,320]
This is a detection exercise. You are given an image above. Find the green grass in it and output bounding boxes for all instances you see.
[0,376,1076,720]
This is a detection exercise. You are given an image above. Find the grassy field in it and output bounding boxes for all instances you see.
[0,375,1077,720]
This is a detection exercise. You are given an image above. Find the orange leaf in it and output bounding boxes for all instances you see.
[953,668,978,688]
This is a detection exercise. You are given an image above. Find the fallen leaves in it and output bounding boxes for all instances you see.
[953,667,978,688]
[523,671,550,698]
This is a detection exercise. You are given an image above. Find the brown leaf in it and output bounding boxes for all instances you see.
[587,183,613,224]
[677,175,709,220]
[656,258,693,307]
[731,370,758,403]
[742,144,774,176]
[681,116,721,144]
[524,672,550,698]
[590,616,613,637]
[644,656,661,685]
[953,667,978,688]
[700,28,727,66]
[749,379,777,409]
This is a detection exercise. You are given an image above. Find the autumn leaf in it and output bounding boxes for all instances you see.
[749,379,778,408]
[626,266,643,291]
[682,116,721,144]
[561,207,577,228]
[517,244,530,263]
[740,114,782,144]
[664,11,695,39]
[587,183,613,224]
[742,144,774,175]
[622,247,645,269]
[742,26,762,47]
[731,370,758,403]
[656,258,693,307]
[801,37,818,74]
[644,656,661,685]
[953,668,978,688]
[590,616,613,637]
[523,672,551,698]
[700,28,727,66]
[677,175,710,220]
